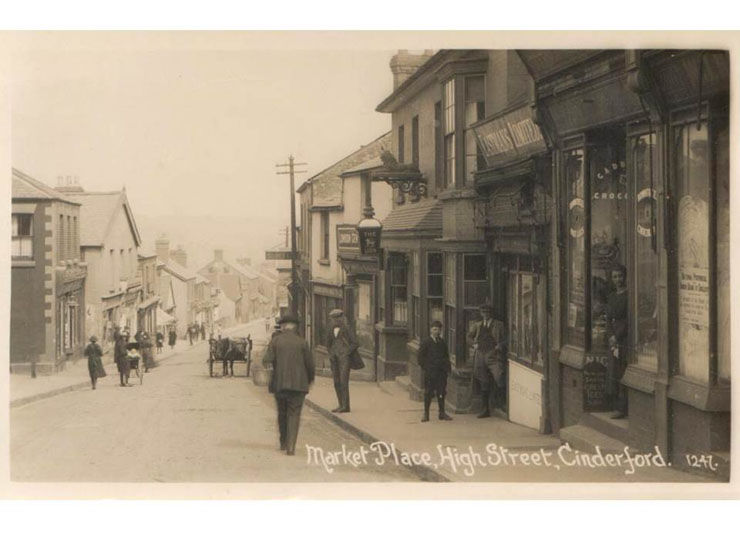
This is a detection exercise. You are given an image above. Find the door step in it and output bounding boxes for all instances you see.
[559,424,628,455]
[580,411,629,444]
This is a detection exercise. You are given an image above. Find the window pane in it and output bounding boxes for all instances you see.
[464,281,488,308]
[428,275,443,297]
[444,253,456,306]
[444,79,455,134]
[565,149,586,346]
[633,134,658,366]
[428,252,443,274]
[508,272,518,358]
[590,142,628,350]
[464,254,486,280]
[520,273,533,362]
[429,298,444,326]
[465,129,479,184]
[675,123,710,382]
[445,135,455,187]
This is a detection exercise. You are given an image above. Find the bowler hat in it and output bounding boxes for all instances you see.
[278,313,299,325]
[329,308,344,318]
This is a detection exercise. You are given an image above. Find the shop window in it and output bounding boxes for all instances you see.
[564,148,586,346]
[389,254,408,325]
[463,253,488,363]
[411,116,419,167]
[673,121,710,383]
[507,266,546,371]
[398,124,405,164]
[356,281,374,353]
[590,142,627,350]
[464,75,486,185]
[427,252,444,328]
[716,122,730,383]
[410,251,420,338]
[11,214,33,258]
[631,133,659,367]
[444,79,456,187]
[320,212,330,259]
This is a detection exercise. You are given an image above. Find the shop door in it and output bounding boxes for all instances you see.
[505,261,547,431]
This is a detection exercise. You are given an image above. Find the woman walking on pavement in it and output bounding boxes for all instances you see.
[84,336,106,390]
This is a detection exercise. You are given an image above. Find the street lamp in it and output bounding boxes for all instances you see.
[357,206,382,256]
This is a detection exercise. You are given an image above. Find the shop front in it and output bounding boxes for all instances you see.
[518,49,729,472]
[311,280,344,372]
[55,272,86,367]
[337,224,380,381]
[472,103,553,432]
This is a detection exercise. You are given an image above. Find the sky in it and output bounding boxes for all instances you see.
[10,35,395,264]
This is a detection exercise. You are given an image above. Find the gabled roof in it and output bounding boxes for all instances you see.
[12,168,79,205]
[296,131,391,206]
[198,256,259,280]
[63,189,142,248]
[162,258,198,282]
[340,157,383,177]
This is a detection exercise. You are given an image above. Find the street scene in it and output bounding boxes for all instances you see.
[9,39,731,486]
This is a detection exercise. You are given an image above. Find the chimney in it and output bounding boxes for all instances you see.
[171,245,187,268]
[214,249,224,262]
[390,50,434,90]
[155,236,170,263]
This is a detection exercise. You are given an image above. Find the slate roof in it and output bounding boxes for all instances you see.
[297,132,391,205]
[63,190,142,247]
[381,199,443,233]
[12,168,79,204]
[340,157,383,177]
[163,259,198,281]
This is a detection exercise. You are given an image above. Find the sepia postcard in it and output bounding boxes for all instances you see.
[1,30,738,500]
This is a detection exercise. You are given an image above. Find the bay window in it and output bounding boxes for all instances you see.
[389,253,408,325]
[443,79,456,187]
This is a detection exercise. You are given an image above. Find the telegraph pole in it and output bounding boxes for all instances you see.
[276,155,307,316]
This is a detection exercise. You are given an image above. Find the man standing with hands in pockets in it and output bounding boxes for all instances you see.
[418,321,453,422]
[262,313,315,456]
[468,304,507,418]
[326,308,361,413]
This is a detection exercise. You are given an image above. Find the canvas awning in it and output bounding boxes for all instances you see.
[156,308,175,325]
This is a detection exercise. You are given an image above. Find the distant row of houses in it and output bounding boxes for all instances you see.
[10,169,277,374]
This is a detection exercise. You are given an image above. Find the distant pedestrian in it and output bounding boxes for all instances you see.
[188,324,194,345]
[141,332,155,372]
[265,316,270,334]
[418,321,452,422]
[262,314,315,456]
[156,331,164,353]
[200,323,206,341]
[115,333,131,387]
[84,336,106,390]
[168,329,177,349]
[326,308,363,413]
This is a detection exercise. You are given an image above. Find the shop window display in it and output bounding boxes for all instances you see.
[564,149,586,346]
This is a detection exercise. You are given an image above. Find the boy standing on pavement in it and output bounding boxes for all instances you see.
[417,320,453,422]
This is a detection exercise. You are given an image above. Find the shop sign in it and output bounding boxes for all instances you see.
[336,224,360,253]
[507,360,543,431]
[636,188,656,237]
[583,357,610,412]
[473,105,548,167]
[313,283,343,299]
[568,197,585,238]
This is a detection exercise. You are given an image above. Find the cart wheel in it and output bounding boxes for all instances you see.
[209,358,214,377]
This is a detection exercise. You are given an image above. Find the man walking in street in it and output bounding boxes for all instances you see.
[418,321,453,422]
[326,308,359,413]
[115,331,131,387]
[467,304,507,418]
[262,314,315,456]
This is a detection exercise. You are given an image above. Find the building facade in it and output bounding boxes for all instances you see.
[11,169,87,374]
[61,188,143,352]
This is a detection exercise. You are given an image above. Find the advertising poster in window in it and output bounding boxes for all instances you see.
[677,195,710,382]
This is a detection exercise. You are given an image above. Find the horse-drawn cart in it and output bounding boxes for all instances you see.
[208,336,252,377]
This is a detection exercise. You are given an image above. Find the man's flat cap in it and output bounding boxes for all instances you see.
[329,309,344,317]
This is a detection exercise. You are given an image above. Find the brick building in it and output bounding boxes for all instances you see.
[11,169,87,374]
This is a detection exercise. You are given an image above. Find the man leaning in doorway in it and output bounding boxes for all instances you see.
[418,320,453,422]
[468,303,507,418]
[326,308,359,413]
